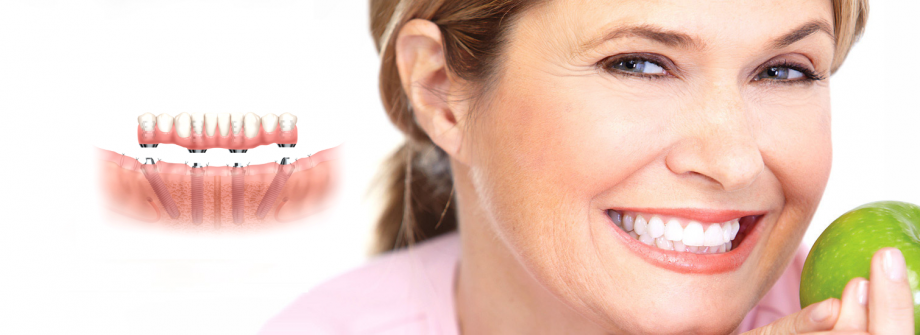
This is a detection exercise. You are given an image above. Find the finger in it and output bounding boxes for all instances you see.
[868,247,915,335]
[833,277,868,331]
[743,297,839,334]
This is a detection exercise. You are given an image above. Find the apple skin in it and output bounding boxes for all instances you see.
[800,201,920,327]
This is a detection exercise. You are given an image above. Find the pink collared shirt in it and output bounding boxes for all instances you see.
[260,232,809,334]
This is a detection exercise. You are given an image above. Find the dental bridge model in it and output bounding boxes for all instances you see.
[137,112,298,153]
[97,146,338,228]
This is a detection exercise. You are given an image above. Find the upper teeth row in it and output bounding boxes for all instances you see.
[137,113,298,138]
[611,211,740,250]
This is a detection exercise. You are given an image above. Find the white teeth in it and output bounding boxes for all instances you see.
[673,240,686,252]
[682,222,704,247]
[655,237,673,250]
[191,113,205,135]
[638,233,654,246]
[647,216,665,238]
[279,113,297,132]
[205,113,217,136]
[243,112,261,138]
[617,211,745,254]
[217,113,231,136]
[634,215,648,235]
[623,215,634,231]
[174,113,192,138]
[157,113,174,132]
[664,219,683,241]
[703,224,724,247]
[138,113,156,131]
[261,113,279,133]
[230,113,244,135]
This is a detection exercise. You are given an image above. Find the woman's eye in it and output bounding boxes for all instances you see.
[756,66,804,81]
[607,58,666,75]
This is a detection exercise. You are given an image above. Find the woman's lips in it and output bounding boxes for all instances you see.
[605,208,767,274]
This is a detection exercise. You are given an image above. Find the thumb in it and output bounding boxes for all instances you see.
[743,298,840,335]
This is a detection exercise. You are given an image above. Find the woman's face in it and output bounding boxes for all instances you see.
[464,0,835,333]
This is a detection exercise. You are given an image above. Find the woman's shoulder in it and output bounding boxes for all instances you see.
[259,232,461,335]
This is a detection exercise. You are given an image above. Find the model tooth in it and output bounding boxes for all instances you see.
[731,220,740,240]
[724,242,732,252]
[682,222,704,247]
[175,113,192,138]
[623,214,635,231]
[138,113,156,131]
[205,113,217,136]
[673,240,687,252]
[230,113,244,135]
[647,216,665,238]
[664,219,683,241]
[703,224,724,247]
[655,237,673,250]
[218,113,231,136]
[243,112,261,138]
[191,113,205,135]
[628,231,639,240]
[279,113,297,132]
[634,215,648,235]
[722,221,733,243]
[262,113,279,133]
[156,113,174,132]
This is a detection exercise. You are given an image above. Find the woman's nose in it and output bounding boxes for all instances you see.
[664,83,765,192]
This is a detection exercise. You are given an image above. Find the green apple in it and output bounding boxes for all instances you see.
[800,201,920,327]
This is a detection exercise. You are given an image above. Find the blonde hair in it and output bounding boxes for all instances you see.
[368,0,869,253]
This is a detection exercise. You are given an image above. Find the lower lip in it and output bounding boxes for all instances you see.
[606,214,765,274]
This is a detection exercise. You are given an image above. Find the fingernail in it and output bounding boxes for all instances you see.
[883,248,906,282]
[810,299,833,322]
[857,279,868,306]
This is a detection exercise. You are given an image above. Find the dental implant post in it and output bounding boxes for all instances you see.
[255,157,294,219]
[231,163,245,224]
[141,157,180,219]
[190,163,204,225]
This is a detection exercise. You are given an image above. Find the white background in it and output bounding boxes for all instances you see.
[0,0,916,334]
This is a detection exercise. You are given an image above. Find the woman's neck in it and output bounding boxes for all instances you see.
[450,162,609,334]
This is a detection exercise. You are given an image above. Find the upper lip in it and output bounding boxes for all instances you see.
[610,207,767,223]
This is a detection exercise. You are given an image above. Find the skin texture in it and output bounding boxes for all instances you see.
[395,0,844,333]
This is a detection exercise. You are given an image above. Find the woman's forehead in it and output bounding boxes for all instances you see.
[517,0,835,55]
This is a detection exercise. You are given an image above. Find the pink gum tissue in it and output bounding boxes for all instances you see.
[95,147,332,176]
[137,125,298,150]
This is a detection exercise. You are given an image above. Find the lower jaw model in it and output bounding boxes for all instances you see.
[96,146,339,229]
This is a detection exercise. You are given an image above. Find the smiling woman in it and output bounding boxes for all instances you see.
[257,0,900,334]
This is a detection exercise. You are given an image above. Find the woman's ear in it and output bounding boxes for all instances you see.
[395,19,469,164]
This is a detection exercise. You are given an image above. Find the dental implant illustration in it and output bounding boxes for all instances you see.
[136,112,299,152]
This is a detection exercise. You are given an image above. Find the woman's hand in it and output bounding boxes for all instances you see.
[745,247,914,334]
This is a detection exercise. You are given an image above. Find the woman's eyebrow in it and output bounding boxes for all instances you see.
[577,19,835,54]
